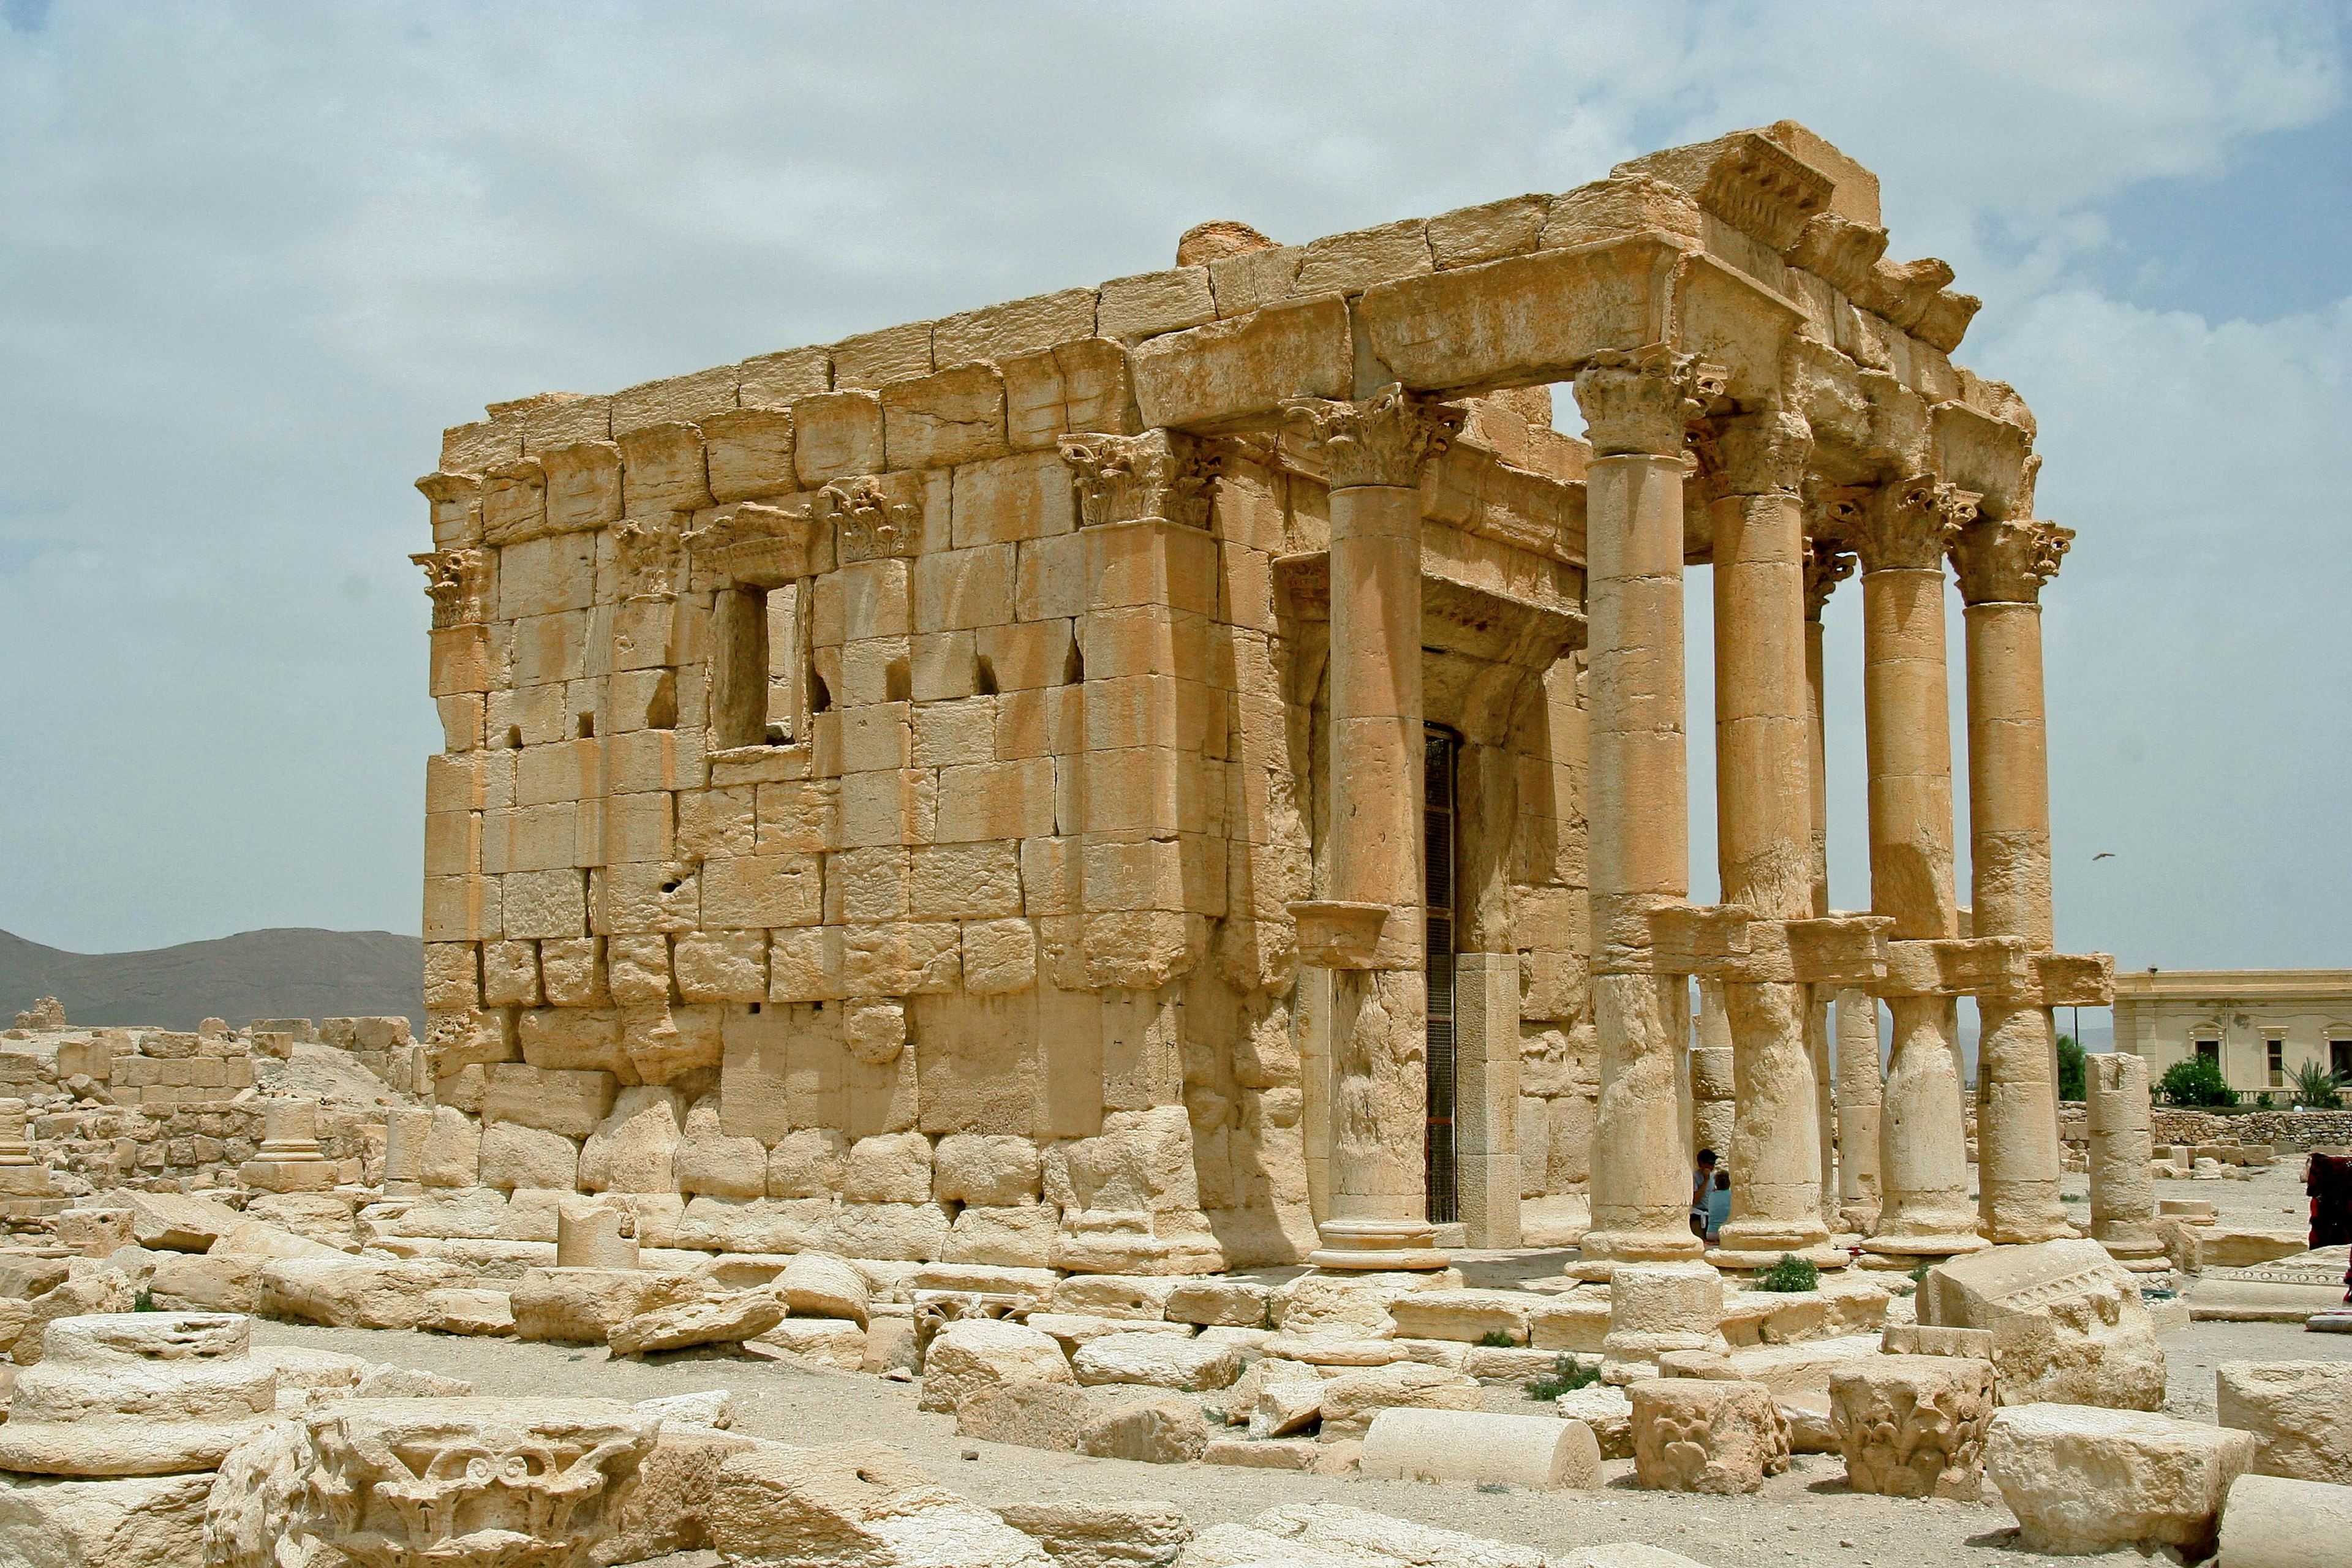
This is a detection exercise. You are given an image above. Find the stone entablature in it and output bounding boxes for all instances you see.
[2114,970,2352,1096]
[412,122,2095,1276]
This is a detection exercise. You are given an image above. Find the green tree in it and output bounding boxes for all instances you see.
[2057,1035,2087,1102]
[2290,1060,2345,1109]
[2157,1055,2237,1108]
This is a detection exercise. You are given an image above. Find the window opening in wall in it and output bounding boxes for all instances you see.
[2334,1039,2352,1079]
[2196,1036,2220,1067]
[885,657,912,704]
[1424,723,1460,1226]
[715,578,815,747]
[2267,1038,2285,1086]
[576,714,595,739]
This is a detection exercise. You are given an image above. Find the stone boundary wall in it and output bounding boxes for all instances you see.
[2152,1107,2352,1153]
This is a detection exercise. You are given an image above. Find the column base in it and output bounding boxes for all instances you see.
[1858,1232,1991,1270]
[1308,1219,1450,1272]
[1706,1240,1852,1273]
[1566,1226,1706,1281]
[1836,1201,1883,1234]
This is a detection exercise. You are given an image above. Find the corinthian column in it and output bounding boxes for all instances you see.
[1283,383,1461,1271]
[1570,349,1708,1274]
[1804,536,1875,1231]
[1850,477,1987,1264]
[1953,514,2078,1243]
[1707,413,1838,1267]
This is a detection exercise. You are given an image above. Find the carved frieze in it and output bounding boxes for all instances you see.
[410,548,492,630]
[611,516,684,602]
[1950,516,2073,606]
[1278,382,1464,489]
[1057,428,1216,528]
[821,474,922,563]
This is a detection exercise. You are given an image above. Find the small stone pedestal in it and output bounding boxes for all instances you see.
[238,1101,337,1193]
[0,1101,64,1219]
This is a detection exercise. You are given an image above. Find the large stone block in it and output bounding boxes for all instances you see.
[1918,1239,2164,1409]
[1129,295,1351,432]
[953,1377,1091,1453]
[1076,1396,1210,1464]
[1315,1363,1483,1442]
[510,1267,706,1345]
[1630,1379,1791,1494]
[1361,1408,1602,1491]
[483,1061,617,1138]
[579,1086,685,1194]
[918,1319,1073,1415]
[2217,1474,2352,1568]
[1830,1354,1996,1499]
[995,1500,1190,1568]
[0,1473,209,1568]
[258,1259,466,1332]
[2216,1360,2352,1483]
[1072,1332,1240,1392]
[706,1441,1049,1568]
[1983,1404,2255,1558]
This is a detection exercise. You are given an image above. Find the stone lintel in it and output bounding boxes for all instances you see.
[1871,936,2031,998]
[2035,952,2116,1008]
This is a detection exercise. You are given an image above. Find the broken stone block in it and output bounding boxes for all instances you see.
[1360,1408,1602,1490]
[706,1440,1049,1567]
[1630,1378,1791,1494]
[918,1318,1073,1414]
[1982,1403,2255,1558]
[1314,1362,1483,1441]
[754,1317,869,1371]
[996,1499,1191,1568]
[118,1191,243,1253]
[954,1376,1093,1452]
[779,1251,871,1325]
[2215,1359,2352,1483]
[1072,1332,1240,1392]
[2217,1474,2352,1568]
[1243,1503,1551,1568]
[610,1287,784,1358]
[0,1312,275,1476]
[1917,1238,2164,1409]
[257,1257,465,1332]
[1078,1395,1212,1463]
[1383,1288,1533,1344]
[0,1472,210,1568]
[595,1422,783,1567]
[416,1286,516,1337]
[1603,1264,1728,1377]
[1555,1384,1634,1460]
[1200,1437,1319,1471]
[1164,1278,1271,1328]
[510,1266,705,1344]
[1829,1354,1996,1499]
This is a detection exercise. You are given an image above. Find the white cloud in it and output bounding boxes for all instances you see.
[0,0,2343,959]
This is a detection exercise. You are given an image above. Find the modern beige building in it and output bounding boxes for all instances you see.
[2113,969,2352,1096]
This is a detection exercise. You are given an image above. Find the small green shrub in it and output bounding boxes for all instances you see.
[1755,1254,1819,1293]
[2158,1057,2238,1108]
[133,1288,156,1312]
[1909,1260,1934,1286]
[1476,1329,1518,1348]
[2057,1034,2087,1102]
[1524,1354,1600,1401]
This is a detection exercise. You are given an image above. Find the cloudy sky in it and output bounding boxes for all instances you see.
[2,2,2346,1001]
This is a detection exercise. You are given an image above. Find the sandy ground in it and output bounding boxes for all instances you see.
[246,1161,2352,1568]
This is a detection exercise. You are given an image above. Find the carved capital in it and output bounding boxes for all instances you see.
[1572,347,1708,458]
[1706,409,1811,497]
[1851,475,1974,574]
[410,548,491,630]
[1803,538,1856,620]
[1057,429,1216,528]
[612,516,685,601]
[1950,516,2073,605]
[820,475,919,562]
[1279,383,1463,489]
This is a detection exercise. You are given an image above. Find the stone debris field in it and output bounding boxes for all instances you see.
[2,121,2348,1568]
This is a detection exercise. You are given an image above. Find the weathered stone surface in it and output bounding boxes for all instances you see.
[1830,1354,1995,1499]
[258,1258,464,1332]
[1072,1332,1241,1392]
[0,1313,275,1477]
[610,1287,784,1357]
[706,1440,1050,1567]
[1360,1408,1602,1490]
[1078,1396,1212,1464]
[1917,1240,2164,1409]
[0,1473,210,1568]
[1163,1280,1270,1329]
[1630,1379,1791,1494]
[756,1317,870,1371]
[780,1251,872,1325]
[996,1499,1191,1568]
[418,1286,516,1336]
[595,1422,782,1567]
[918,1319,1072,1415]
[954,1376,1093,1452]
[2215,1360,2352,1483]
[1384,1289,1533,1344]
[2217,1474,2352,1568]
[1556,1384,1634,1459]
[1982,1403,2255,1558]
[1314,1363,1483,1441]
[1240,1503,1550,1568]
[119,1191,244,1254]
[510,1267,705,1344]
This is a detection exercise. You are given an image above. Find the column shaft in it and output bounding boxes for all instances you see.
[2088,1050,2165,1267]
[1581,447,1704,1267]
[1964,597,2071,1242]
[1711,471,1831,1261]
[1833,987,1883,1230]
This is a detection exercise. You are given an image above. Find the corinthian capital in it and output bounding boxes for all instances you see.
[410,548,491,630]
[1057,429,1216,528]
[1278,383,1463,489]
[1951,516,2074,605]
[1851,475,1975,573]
[1573,347,1707,458]
[1707,409,1811,497]
[1803,538,1857,620]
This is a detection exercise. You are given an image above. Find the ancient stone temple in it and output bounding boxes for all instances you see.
[412,121,2110,1275]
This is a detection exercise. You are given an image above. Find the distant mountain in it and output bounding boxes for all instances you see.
[0,929,423,1032]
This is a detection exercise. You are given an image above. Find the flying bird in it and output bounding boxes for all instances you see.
[2092,853,2116,861]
